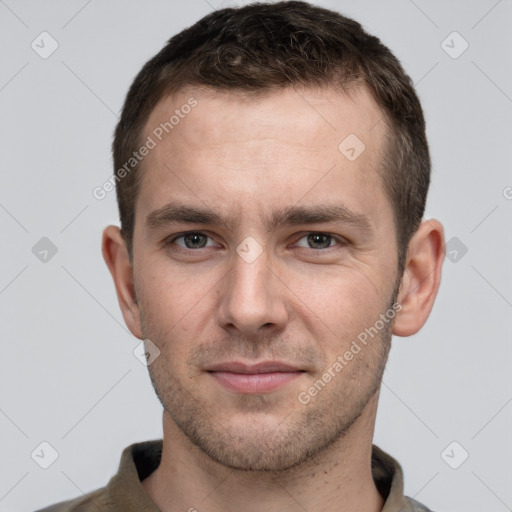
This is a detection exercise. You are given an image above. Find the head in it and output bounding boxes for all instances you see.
[113,0,430,274]
[103,1,444,472]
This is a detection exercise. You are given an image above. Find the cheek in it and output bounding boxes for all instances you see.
[287,267,389,344]
[135,258,217,339]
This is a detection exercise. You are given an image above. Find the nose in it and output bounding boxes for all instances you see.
[216,246,289,337]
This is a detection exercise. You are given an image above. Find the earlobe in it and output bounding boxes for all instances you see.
[393,219,445,337]
[101,226,143,339]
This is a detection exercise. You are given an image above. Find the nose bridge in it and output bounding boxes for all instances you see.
[217,242,287,334]
[237,246,272,296]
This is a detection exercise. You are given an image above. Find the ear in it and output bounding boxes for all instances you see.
[393,219,445,337]
[101,225,143,339]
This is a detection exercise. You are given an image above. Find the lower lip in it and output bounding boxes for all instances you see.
[209,371,303,394]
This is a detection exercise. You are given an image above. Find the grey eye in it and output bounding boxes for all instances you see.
[174,232,212,249]
[295,233,336,249]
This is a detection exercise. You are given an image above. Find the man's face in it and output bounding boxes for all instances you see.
[131,85,400,471]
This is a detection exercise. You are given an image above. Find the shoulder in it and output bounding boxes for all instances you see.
[33,486,106,512]
[404,496,435,512]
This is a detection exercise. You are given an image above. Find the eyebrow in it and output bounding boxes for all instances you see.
[146,202,373,233]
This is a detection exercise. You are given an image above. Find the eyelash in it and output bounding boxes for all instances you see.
[166,231,348,252]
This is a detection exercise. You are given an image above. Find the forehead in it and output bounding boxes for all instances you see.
[136,84,390,229]
[146,84,384,156]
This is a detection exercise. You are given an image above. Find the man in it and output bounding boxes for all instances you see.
[38,1,444,511]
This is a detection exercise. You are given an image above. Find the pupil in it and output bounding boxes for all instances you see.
[308,233,330,249]
[186,233,206,248]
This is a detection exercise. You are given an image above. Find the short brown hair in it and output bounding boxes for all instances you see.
[113,1,430,272]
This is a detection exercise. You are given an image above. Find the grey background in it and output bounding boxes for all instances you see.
[1,0,511,510]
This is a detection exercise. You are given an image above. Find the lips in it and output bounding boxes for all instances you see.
[206,361,305,394]
[207,361,302,374]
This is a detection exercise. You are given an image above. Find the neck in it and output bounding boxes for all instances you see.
[142,393,384,512]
